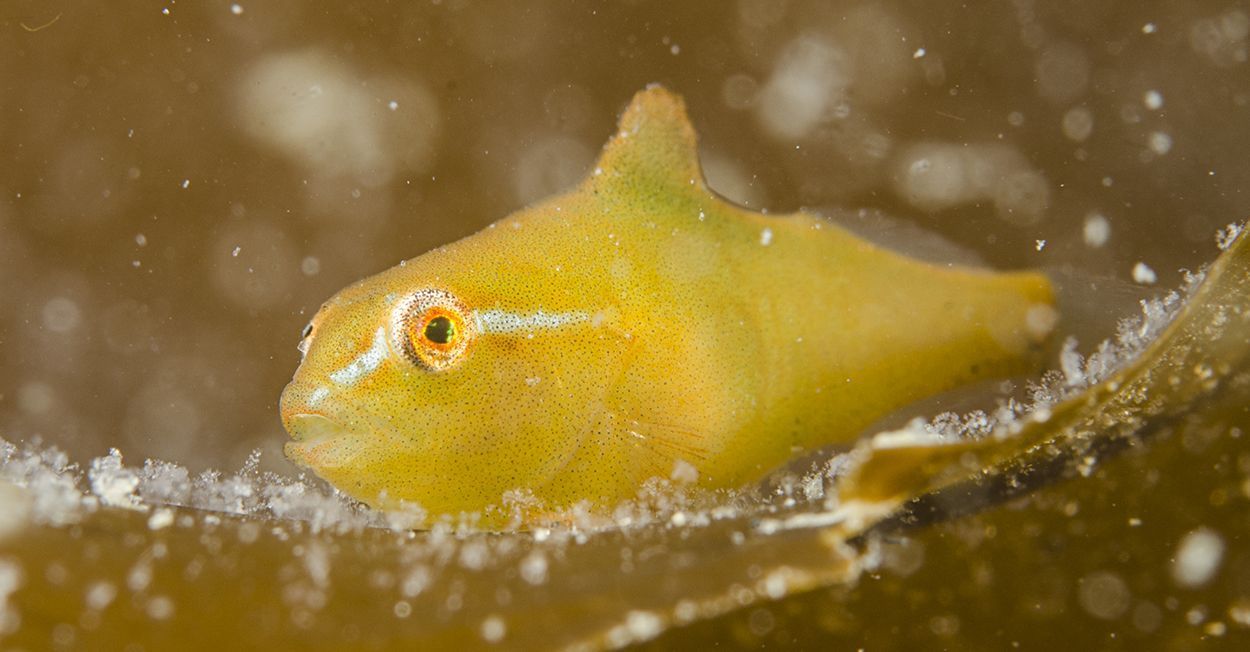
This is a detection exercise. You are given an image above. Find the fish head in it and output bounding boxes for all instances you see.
[280,231,624,522]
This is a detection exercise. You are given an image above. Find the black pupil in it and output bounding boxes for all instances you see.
[424,316,454,344]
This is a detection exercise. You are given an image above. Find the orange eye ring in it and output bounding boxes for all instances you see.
[391,288,475,372]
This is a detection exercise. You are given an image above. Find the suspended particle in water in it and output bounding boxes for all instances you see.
[1078,571,1131,620]
[1083,213,1110,248]
[480,615,506,643]
[42,297,82,334]
[1172,527,1225,588]
[1132,262,1157,285]
[1062,107,1094,142]
[301,256,321,276]
[1148,131,1173,155]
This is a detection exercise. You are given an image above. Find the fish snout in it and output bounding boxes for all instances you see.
[279,374,331,424]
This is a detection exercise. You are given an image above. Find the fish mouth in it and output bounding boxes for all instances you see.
[283,413,361,471]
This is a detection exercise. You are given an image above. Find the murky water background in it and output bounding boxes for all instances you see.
[2,0,1250,648]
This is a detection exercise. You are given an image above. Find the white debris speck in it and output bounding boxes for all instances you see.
[760,227,773,246]
[0,442,85,526]
[607,610,666,647]
[0,482,32,541]
[42,297,82,334]
[1143,90,1164,110]
[802,473,824,501]
[17,383,54,415]
[1216,223,1244,250]
[1189,9,1249,67]
[1061,106,1094,142]
[1229,600,1250,626]
[1132,262,1158,285]
[301,540,331,589]
[670,44,680,55]
[85,581,117,611]
[869,424,947,449]
[146,595,175,620]
[393,600,411,618]
[147,507,175,531]
[301,256,321,276]
[0,559,22,636]
[524,376,541,387]
[1142,22,1157,34]
[231,246,241,257]
[1172,527,1225,588]
[1035,239,1046,251]
[1148,131,1173,155]
[519,551,548,586]
[400,566,431,598]
[1078,571,1131,620]
[1058,337,1085,387]
[913,48,926,59]
[480,614,507,643]
[458,540,489,570]
[670,459,699,485]
[895,142,1048,224]
[230,4,244,15]
[135,233,148,246]
[180,179,190,189]
[89,449,143,510]
[756,36,848,140]
[1083,212,1110,247]
[236,51,440,186]
[763,569,790,599]
[896,147,965,209]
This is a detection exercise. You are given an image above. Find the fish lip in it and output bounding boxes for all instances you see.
[282,412,367,473]
[283,412,344,445]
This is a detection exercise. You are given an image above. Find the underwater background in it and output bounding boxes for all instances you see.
[2,0,1250,649]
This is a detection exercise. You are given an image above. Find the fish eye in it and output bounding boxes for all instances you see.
[423,315,456,344]
[391,288,475,372]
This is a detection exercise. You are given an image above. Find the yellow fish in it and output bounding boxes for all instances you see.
[281,86,1055,527]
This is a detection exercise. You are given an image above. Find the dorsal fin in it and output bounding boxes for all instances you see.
[591,84,707,193]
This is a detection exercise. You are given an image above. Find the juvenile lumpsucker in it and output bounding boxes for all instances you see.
[280,86,1055,526]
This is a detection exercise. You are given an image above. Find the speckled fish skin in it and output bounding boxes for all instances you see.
[280,86,1055,526]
